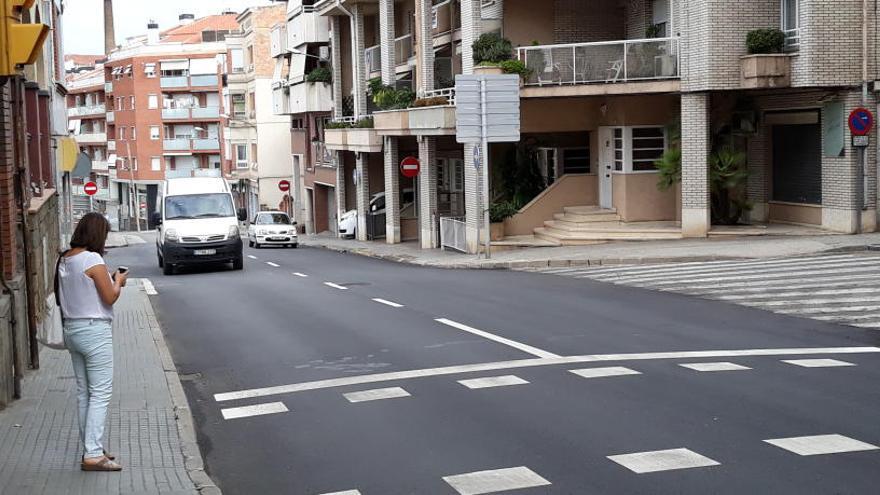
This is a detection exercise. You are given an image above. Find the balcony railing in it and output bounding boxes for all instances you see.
[518,37,680,86]
[192,107,220,119]
[104,82,113,93]
[68,104,106,117]
[160,76,189,88]
[75,132,107,143]
[191,75,219,87]
[783,28,800,51]
[162,108,190,120]
[193,138,220,150]
[162,107,221,120]
[106,111,115,123]
[107,140,116,151]
[271,24,288,57]
[163,139,191,151]
[365,44,381,74]
[91,160,109,171]
[419,87,456,106]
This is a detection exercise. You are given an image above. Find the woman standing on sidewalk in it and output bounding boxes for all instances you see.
[57,213,127,471]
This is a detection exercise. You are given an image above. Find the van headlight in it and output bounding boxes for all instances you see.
[228,225,240,238]
[165,228,179,242]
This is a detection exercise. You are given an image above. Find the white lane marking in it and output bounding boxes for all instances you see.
[621,265,880,288]
[679,362,751,372]
[782,358,856,368]
[141,278,158,295]
[646,273,880,294]
[247,255,258,260]
[292,272,308,278]
[457,375,529,390]
[579,254,861,278]
[745,296,880,308]
[213,346,880,402]
[319,491,361,495]
[775,305,880,316]
[442,466,551,495]
[852,321,880,328]
[435,318,560,359]
[324,282,348,290]
[343,386,411,403]
[220,402,288,420]
[764,434,879,456]
[372,298,403,308]
[569,366,641,379]
[718,287,880,301]
[608,448,720,474]
[266,262,280,267]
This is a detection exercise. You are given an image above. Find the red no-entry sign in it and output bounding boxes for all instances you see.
[278,180,290,192]
[400,156,420,178]
[84,182,98,196]
[848,107,874,136]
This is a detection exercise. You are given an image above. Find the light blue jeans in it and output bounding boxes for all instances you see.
[63,319,114,459]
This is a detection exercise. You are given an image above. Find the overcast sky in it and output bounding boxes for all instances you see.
[63,0,273,55]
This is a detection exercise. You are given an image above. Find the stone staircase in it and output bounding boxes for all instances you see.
[534,206,683,245]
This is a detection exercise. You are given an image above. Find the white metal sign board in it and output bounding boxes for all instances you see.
[455,74,521,144]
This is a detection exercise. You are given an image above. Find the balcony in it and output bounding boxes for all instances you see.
[364,34,414,75]
[160,76,189,88]
[68,104,106,117]
[91,160,109,172]
[107,140,116,151]
[163,138,220,152]
[192,107,220,119]
[166,168,222,179]
[190,75,219,87]
[324,117,382,153]
[106,111,114,123]
[288,81,333,114]
[162,107,222,120]
[104,82,113,93]
[193,138,220,151]
[374,89,456,137]
[287,5,330,47]
[162,108,190,120]
[163,139,191,151]
[75,132,107,144]
[518,37,680,90]
[271,24,288,58]
[273,86,290,115]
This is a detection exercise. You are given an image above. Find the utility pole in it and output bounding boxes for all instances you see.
[103,0,116,56]
[125,140,141,232]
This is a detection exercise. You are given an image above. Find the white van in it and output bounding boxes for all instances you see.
[154,177,246,275]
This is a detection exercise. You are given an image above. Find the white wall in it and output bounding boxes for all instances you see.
[254,78,293,209]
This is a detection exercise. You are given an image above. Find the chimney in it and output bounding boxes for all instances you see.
[179,13,195,25]
[147,20,160,44]
[103,0,116,55]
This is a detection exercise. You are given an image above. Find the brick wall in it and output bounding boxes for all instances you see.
[681,92,710,209]
[626,0,652,39]
[0,83,17,281]
[554,0,624,43]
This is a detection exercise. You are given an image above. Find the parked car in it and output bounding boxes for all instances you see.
[154,177,246,275]
[338,189,414,238]
[248,211,298,248]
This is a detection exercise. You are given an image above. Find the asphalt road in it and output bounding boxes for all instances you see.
[106,234,880,495]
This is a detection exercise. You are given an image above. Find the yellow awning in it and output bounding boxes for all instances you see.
[58,137,79,172]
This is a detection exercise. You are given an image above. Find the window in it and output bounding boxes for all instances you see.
[781,0,800,49]
[231,49,244,73]
[129,96,135,110]
[630,127,665,171]
[255,213,291,225]
[151,156,161,171]
[246,45,254,71]
[235,144,248,169]
[144,63,156,77]
[613,128,624,172]
[291,118,304,129]
[251,143,258,165]
[115,97,122,111]
[148,94,158,109]
[131,126,136,140]
[248,91,256,119]
[124,64,132,77]
[150,126,160,140]
[119,127,126,140]
[232,93,246,119]
[651,0,670,37]
[561,147,591,174]
[132,157,138,170]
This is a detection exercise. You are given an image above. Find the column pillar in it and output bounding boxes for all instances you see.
[335,151,346,237]
[418,137,438,248]
[350,4,367,118]
[384,137,401,244]
[680,93,711,237]
[355,152,370,241]
[416,0,434,92]
[330,17,344,120]
[460,0,482,75]
[461,0,483,253]
[379,0,396,86]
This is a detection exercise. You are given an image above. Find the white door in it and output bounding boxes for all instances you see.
[598,127,614,209]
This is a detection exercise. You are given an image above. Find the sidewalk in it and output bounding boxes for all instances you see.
[106,232,147,249]
[300,232,880,269]
[0,282,219,495]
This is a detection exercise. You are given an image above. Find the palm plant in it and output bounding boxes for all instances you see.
[709,146,751,224]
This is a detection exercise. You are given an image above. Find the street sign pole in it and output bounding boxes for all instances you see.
[480,79,491,260]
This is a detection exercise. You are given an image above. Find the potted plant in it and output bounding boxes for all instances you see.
[742,29,791,88]
[472,32,513,75]
[498,60,532,85]
[306,66,332,83]
[489,200,520,240]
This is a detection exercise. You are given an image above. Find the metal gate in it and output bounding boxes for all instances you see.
[366,212,386,240]
[440,216,467,252]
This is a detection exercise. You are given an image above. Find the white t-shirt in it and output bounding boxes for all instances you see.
[58,251,114,321]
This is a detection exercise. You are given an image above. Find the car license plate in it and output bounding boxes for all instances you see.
[194,249,216,256]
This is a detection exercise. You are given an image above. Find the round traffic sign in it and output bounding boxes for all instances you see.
[84,181,98,196]
[848,107,874,136]
[278,179,290,192]
[400,156,420,178]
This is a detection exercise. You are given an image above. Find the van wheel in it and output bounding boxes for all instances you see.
[248,240,254,248]
[163,262,174,276]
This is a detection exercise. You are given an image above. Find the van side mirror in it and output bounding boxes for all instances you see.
[237,208,247,221]
[152,212,162,225]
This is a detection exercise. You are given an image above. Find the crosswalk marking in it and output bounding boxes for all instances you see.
[458,375,529,389]
[220,402,288,420]
[782,358,856,368]
[569,366,641,379]
[679,362,751,372]
[764,434,879,456]
[443,466,551,495]
[319,491,362,495]
[527,254,880,329]
[343,386,411,403]
[608,448,720,474]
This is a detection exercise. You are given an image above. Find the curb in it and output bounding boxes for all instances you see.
[301,240,873,270]
[141,283,222,495]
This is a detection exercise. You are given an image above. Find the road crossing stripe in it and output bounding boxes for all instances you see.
[292,272,308,278]
[764,434,879,456]
[220,402,288,420]
[608,448,720,474]
[141,278,157,295]
[319,491,361,495]
[443,466,551,494]
[266,262,280,267]
[782,358,856,368]
[212,346,880,402]
[343,386,411,403]
[744,296,880,308]
[324,282,348,290]
[577,253,862,275]
[247,255,257,259]
[679,362,751,372]
[458,375,529,389]
[774,305,880,315]
[681,276,880,294]
[612,265,880,287]
[435,318,561,359]
[569,366,641,379]
[372,298,403,308]
[852,321,880,328]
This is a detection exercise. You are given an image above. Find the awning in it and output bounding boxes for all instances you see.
[107,153,117,166]
[111,66,122,75]
[189,58,217,75]
[160,59,189,71]
[123,65,132,75]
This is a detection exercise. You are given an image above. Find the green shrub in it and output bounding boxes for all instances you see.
[489,201,520,223]
[473,32,513,65]
[325,120,350,129]
[353,117,374,128]
[498,59,531,78]
[412,96,449,107]
[368,77,415,110]
[746,29,785,54]
[305,66,332,83]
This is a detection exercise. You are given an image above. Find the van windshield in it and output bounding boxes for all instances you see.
[165,193,235,220]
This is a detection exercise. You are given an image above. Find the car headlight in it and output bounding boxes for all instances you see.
[228,225,240,238]
[165,228,178,242]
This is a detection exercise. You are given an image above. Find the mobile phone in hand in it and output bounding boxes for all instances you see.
[118,266,129,274]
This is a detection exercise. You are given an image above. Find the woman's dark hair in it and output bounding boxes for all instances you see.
[70,212,111,254]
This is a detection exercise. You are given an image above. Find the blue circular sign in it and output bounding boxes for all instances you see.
[848,108,874,136]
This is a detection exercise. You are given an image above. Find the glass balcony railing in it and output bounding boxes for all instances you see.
[163,139,191,151]
[190,75,219,87]
[162,108,190,119]
[160,76,189,88]
[192,107,220,119]
[193,138,220,150]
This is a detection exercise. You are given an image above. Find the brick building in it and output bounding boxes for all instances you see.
[1,0,66,408]
[103,14,239,230]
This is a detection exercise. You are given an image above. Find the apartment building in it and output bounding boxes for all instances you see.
[224,4,290,218]
[67,66,113,216]
[271,0,335,234]
[104,14,238,229]
[313,0,879,254]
